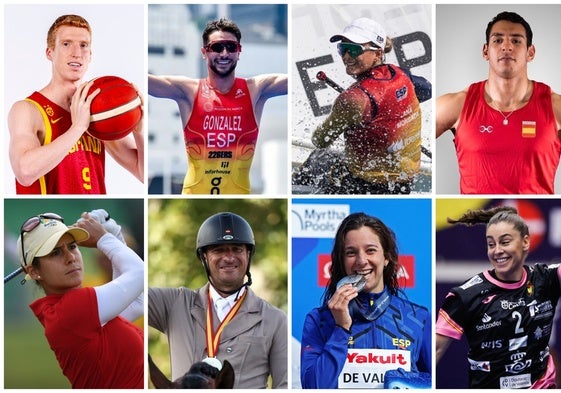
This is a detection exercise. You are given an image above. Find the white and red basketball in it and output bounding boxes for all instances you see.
[87,76,142,141]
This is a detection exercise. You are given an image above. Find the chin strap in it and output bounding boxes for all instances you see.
[209,271,252,300]
[201,250,253,298]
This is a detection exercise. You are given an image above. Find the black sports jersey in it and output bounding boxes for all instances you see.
[437,264,560,389]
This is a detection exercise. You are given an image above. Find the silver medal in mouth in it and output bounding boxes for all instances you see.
[336,274,366,292]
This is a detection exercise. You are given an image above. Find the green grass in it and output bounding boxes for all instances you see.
[5,323,70,388]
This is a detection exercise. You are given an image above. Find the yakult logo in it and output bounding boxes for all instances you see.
[339,349,411,389]
[347,351,408,365]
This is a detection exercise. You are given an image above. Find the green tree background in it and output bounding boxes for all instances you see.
[148,198,288,382]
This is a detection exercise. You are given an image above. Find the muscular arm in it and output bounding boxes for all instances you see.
[435,90,466,138]
[550,91,561,136]
[248,74,287,123]
[148,74,190,100]
[435,333,453,364]
[105,90,145,182]
[105,129,144,183]
[8,82,99,186]
[311,91,365,148]
[148,74,197,127]
[251,73,287,98]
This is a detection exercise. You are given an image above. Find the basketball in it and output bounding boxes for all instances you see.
[87,76,142,141]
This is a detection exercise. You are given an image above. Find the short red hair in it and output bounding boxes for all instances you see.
[46,14,91,48]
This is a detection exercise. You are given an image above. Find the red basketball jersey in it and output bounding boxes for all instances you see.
[182,78,259,194]
[16,92,106,194]
[455,81,561,194]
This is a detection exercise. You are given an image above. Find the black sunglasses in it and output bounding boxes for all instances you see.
[20,213,64,266]
[337,42,379,58]
[205,40,242,54]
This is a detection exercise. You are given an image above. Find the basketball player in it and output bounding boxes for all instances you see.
[148,17,287,194]
[8,14,144,195]
[436,11,561,194]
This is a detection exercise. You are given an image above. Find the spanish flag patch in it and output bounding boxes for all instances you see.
[522,121,536,138]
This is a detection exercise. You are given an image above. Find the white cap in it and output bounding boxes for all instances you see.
[330,17,386,48]
[17,215,89,266]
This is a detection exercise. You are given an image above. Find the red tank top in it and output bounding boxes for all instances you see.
[456,81,561,194]
[183,78,259,194]
[16,92,106,194]
[343,65,421,182]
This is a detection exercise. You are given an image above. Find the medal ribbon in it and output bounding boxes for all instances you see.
[205,289,247,358]
[349,287,392,322]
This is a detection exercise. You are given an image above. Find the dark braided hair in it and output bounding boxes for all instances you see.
[447,206,529,237]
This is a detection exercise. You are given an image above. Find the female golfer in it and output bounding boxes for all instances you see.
[18,211,144,388]
[300,212,431,388]
[436,206,559,388]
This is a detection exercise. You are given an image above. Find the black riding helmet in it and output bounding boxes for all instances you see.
[196,212,255,294]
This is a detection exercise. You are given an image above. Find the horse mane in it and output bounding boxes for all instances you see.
[148,354,235,389]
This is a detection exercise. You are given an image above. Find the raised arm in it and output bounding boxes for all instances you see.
[252,73,288,99]
[436,91,466,138]
[248,73,288,123]
[301,285,358,388]
[148,74,197,128]
[74,213,144,324]
[95,233,144,323]
[311,90,365,148]
[300,311,348,389]
[148,74,194,100]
